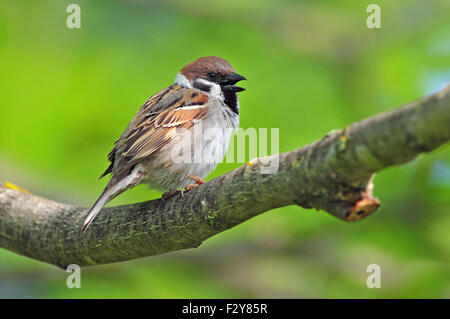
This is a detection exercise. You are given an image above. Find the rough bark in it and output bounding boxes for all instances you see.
[0,85,449,268]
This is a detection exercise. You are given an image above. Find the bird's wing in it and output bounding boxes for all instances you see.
[99,84,210,179]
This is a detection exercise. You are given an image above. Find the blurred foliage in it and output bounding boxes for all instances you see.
[0,0,449,298]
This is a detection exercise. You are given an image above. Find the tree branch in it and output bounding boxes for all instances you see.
[1,85,449,268]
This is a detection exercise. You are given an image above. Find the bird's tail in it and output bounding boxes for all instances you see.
[79,182,124,234]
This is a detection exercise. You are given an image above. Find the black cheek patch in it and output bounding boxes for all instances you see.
[193,81,212,92]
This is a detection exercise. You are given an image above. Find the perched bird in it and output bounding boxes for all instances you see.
[80,56,246,233]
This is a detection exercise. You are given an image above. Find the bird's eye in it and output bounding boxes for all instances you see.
[207,72,218,80]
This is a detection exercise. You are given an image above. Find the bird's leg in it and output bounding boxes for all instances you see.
[162,175,206,199]
[184,174,206,191]
[189,174,206,185]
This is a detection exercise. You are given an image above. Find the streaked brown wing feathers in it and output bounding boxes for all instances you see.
[100,85,210,179]
[122,107,208,159]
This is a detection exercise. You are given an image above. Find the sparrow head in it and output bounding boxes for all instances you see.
[174,56,246,98]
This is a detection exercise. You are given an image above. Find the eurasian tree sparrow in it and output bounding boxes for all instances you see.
[80,56,246,233]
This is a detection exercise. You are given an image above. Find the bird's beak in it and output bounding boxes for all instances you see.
[222,73,247,92]
[222,85,246,92]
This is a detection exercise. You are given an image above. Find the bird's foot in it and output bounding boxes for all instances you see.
[162,175,206,200]
[188,174,206,185]
[184,183,199,191]
[183,175,206,192]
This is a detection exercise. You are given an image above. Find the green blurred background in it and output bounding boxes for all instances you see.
[0,0,449,298]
